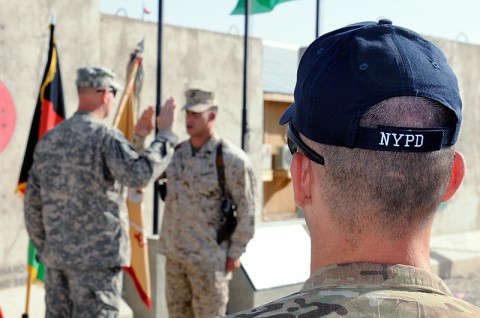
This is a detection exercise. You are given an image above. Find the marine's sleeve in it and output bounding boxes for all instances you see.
[103,128,178,189]
[226,154,258,259]
[24,153,46,257]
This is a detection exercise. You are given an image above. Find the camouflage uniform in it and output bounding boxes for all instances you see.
[45,267,122,318]
[227,262,480,317]
[159,134,257,318]
[24,67,177,317]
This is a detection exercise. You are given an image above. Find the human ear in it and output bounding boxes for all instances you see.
[290,153,312,208]
[442,151,466,203]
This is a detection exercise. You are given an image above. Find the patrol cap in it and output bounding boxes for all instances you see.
[280,19,462,153]
[182,89,217,113]
[75,67,121,90]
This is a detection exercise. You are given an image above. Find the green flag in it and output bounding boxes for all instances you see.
[27,240,45,282]
[231,0,294,15]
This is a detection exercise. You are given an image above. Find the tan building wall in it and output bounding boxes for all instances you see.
[427,37,480,235]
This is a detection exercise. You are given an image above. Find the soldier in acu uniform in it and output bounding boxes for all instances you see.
[159,89,258,318]
[24,67,178,318]
[228,20,480,317]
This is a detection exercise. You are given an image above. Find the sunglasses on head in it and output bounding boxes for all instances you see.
[286,122,325,165]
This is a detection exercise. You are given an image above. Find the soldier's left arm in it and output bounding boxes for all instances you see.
[24,159,46,258]
[226,153,258,259]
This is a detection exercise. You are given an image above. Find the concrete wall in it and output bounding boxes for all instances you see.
[427,37,480,235]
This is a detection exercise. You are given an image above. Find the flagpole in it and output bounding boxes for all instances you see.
[113,61,139,128]
[22,270,32,318]
[315,0,322,38]
[153,0,164,234]
[241,0,250,151]
[112,42,152,308]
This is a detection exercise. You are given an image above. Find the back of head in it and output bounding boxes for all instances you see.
[76,66,121,115]
[319,97,455,239]
[280,19,461,239]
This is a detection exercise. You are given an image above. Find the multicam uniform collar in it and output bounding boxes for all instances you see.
[302,262,452,296]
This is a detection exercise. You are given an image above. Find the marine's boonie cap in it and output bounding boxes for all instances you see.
[76,67,121,90]
[280,19,462,152]
[182,89,217,113]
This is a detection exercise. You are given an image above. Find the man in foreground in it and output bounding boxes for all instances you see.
[24,67,178,317]
[228,19,480,317]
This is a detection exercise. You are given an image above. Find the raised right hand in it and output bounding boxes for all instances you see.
[134,106,155,137]
[157,97,176,131]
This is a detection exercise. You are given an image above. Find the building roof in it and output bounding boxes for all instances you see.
[263,41,300,95]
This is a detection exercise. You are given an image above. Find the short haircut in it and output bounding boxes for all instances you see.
[306,96,456,242]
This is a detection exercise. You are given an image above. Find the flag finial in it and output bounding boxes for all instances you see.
[136,38,145,53]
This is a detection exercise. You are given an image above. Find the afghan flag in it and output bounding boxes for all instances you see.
[17,23,65,284]
[231,0,295,14]
[113,40,152,308]
[16,23,65,196]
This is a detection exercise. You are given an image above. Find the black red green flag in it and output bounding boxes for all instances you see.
[16,23,65,196]
[17,22,65,318]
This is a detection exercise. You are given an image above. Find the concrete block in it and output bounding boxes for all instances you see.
[227,224,310,314]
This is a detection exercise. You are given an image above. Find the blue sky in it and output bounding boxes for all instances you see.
[100,0,480,47]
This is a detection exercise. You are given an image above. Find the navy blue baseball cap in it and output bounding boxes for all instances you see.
[279,19,462,152]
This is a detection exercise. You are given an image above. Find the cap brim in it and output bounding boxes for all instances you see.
[182,103,216,113]
[279,103,295,125]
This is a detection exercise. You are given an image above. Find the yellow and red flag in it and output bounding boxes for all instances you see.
[113,40,152,308]
[17,22,65,317]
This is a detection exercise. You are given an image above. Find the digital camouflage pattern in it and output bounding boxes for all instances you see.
[24,111,177,270]
[227,262,480,317]
[159,134,257,316]
[75,66,121,90]
[45,267,123,317]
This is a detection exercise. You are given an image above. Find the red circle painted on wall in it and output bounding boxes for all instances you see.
[0,80,16,154]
